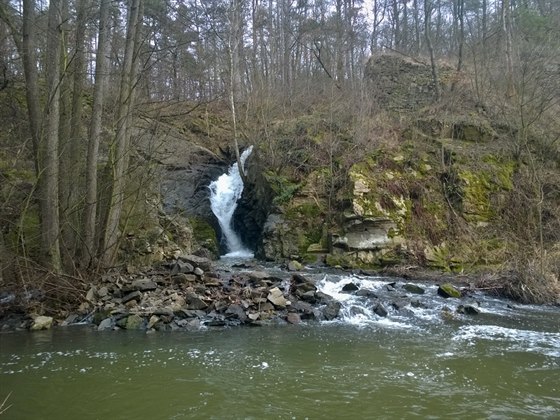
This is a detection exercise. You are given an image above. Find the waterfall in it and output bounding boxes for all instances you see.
[209,146,254,258]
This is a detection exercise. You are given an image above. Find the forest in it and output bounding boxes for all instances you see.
[0,0,559,308]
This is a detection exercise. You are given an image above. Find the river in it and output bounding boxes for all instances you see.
[1,269,559,419]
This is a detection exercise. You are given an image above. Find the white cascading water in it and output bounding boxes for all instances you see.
[209,146,254,258]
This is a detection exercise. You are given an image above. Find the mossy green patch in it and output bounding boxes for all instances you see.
[5,207,41,257]
[265,171,302,205]
[458,155,515,223]
[189,216,219,255]
[438,283,462,298]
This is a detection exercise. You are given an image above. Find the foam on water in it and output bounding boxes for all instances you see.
[316,274,560,359]
[316,275,421,329]
[221,249,254,259]
[453,324,560,357]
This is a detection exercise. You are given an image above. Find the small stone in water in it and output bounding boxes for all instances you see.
[403,284,425,294]
[341,282,359,292]
[31,316,53,331]
[438,283,461,298]
[373,303,388,317]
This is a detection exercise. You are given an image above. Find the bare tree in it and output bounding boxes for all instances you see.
[39,0,64,271]
[21,0,41,173]
[101,0,143,267]
[424,0,440,101]
[82,0,111,268]
[502,0,515,97]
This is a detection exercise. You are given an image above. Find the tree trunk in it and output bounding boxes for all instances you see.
[82,0,110,267]
[21,0,41,174]
[101,0,142,267]
[482,0,487,47]
[57,0,73,269]
[456,0,464,73]
[413,0,421,54]
[336,0,344,81]
[40,0,63,272]
[392,0,400,49]
[502,0,515,97]
[228,0,244,181]
[60,0,89,266]
[424,0,441,101]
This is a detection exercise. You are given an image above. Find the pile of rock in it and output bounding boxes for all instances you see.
[56,256,342,332]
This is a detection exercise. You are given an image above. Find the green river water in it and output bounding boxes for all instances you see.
[1,274,559,419]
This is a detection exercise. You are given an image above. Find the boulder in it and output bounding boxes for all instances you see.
[403,284,425,294]
[85,286,97,302]
[291,274,317,296]
[247,312,260,321]
[204,277,222,287]
[437,283,461,298]
[185,293,208,310]
[170,261,194,275]
[97,317,114,331]
[260,302,275,312]
[97,286,109,298]
[125,314,145,330]
[31,316,53,331]
[355,289,378,298]
[172,273,197,283]
[373,303,388,317]
[299,291,318,303]
[286,312,301,324]
[131,278,158,292]
[323,301,342,320]
[391,300,409,310]
[288,260,303,271]
[411,299,428,309]
[457,304,480,315]
[147,315,160,329]
[290,300,314,318]
[179,254,212,271]
[267,287,289,307]
[225,304,248,323]
[122,290,142,304]
[364,54,454,111]
[154,307,174,317]
[315,291,335,304]
[248,271,272,285]
[341,282,360,292]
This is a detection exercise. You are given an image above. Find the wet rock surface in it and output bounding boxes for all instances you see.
[0,255,513,333]
[0,257,350,332]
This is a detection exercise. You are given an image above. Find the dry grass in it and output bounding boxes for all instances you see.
[1,257,87,318]
[479,250,560,304]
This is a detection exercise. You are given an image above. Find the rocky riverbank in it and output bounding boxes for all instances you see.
[1,253,496,333]
[0,255,344,332]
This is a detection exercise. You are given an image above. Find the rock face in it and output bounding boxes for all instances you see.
[145,53,517,277]
[232,153,274,253]
[254,119,514,271]
[364,54,454,111]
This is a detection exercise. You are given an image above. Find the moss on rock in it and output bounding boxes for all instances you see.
[189,216,218,255]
